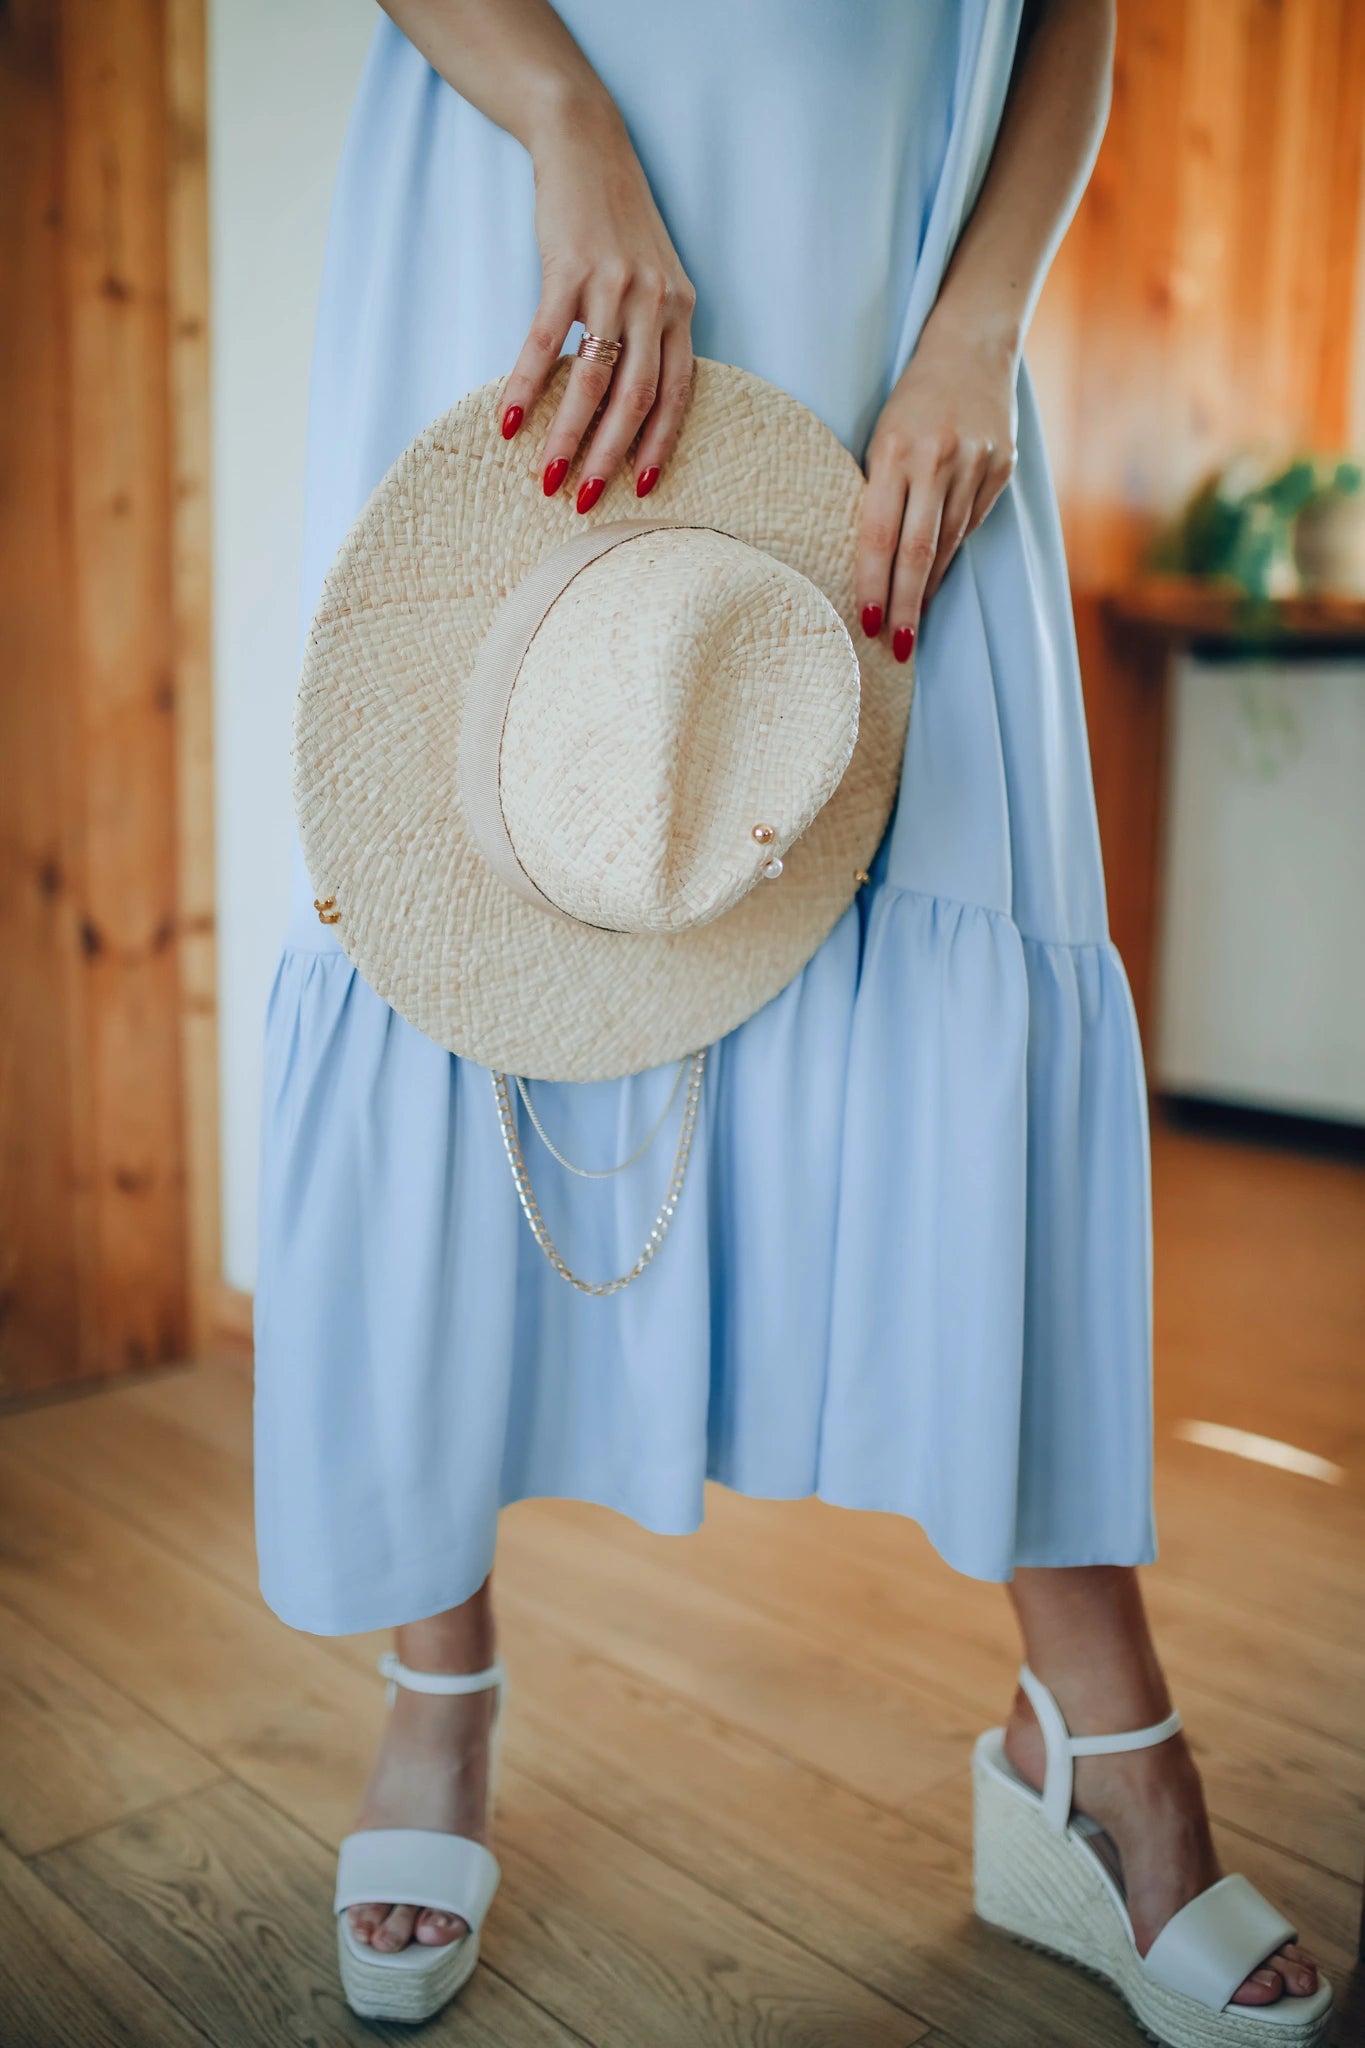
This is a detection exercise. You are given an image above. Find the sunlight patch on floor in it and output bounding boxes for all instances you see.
[1174,1419,1345,1485]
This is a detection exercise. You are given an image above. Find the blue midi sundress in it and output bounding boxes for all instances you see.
[253,0,1156,1636]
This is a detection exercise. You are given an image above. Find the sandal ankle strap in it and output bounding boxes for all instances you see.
[378,1650,507,1709]
[1019,1663,1182,1833]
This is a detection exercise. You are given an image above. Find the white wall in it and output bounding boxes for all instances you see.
[209,0,375,1292]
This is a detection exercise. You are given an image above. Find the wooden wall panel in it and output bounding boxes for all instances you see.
[1029,0,1365,1039]
[60,0,186,1386]
[0,2,88,1391]
[1,0,214,1396]
[165,0,221,1359]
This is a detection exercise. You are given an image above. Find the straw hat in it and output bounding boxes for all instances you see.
[293,358,912,1082]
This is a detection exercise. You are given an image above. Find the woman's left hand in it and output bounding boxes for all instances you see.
[857,318,1019,662]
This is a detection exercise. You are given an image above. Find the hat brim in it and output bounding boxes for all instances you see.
[293,358,912,1081]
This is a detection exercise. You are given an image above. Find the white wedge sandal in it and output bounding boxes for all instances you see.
[973,1666,1333,2047]
[333,1650,507,2024]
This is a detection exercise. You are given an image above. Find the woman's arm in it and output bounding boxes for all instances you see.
[378,0,696,503]
[858,0,1116,657]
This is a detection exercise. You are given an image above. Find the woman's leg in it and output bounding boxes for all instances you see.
[347,1573,499,1954]
[1005,1566,1319,2007]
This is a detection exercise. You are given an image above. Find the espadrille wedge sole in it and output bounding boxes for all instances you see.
[972,1668,1332,2048]
[333,1651,507,2025]
[337,1914,482,2024]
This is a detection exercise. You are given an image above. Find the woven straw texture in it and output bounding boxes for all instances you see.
[504,528,857,933]
[293,357,913,1081]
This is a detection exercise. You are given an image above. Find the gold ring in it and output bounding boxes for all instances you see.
[577,330,624,367]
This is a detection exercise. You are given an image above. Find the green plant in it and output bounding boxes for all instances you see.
[1155,453,1363,599]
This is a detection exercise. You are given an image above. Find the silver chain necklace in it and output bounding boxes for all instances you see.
[512,1060,690,1178]
[490,1048,708,1295]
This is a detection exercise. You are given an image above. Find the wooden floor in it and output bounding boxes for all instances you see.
[0,1119,1362,2047]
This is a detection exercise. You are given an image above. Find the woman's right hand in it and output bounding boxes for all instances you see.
[499,96,697,511]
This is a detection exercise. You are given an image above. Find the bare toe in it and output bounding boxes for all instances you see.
[1229,1945,1321,2004]
[1274,1943,1320,1997]
[1230,1966,1286,2007]
[416,1908,469,1946]
[347,1902,388,1946]
[372,1903,418,1953]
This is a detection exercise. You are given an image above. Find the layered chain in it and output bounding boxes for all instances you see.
[490,1049,708,1295]
[513,1059,690,1178]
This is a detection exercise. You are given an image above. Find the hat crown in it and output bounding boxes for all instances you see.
[500,529,859,934]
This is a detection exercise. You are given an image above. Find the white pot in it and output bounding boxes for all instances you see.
[1293,492,1365,595]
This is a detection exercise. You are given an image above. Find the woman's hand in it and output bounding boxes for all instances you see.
[500,97,697,510]
[376,5,695,505]
[858,317,1019,660]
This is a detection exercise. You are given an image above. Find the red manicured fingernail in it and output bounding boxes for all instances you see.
[636,465,660,499]
[861,603,883,637]
[576,475,605,514]
[501,404,523,440]
[543,456,569,497]
[893,625,915,663]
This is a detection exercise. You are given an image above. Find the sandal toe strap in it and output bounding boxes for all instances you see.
[334,1829,501,1936]
[1143,1874,1297,2012]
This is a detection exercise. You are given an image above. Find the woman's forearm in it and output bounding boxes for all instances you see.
[375,0,619,157]
[856,1,1114,643]
[925,0,1116,362]
[379,0,697,500]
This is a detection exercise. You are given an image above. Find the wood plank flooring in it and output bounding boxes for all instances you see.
[0,1120,1361,2045]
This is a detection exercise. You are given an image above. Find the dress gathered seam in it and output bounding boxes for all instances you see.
[870,878,1118,955]
[274,881,1122,978]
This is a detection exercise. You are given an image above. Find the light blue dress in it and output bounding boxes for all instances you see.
[254,0,1156,1636]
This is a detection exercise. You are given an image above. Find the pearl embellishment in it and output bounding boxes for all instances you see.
[761,857,784,880]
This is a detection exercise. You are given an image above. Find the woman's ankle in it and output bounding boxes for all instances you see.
[1008,1566,1173,1737]
[1003,1679,1209,1841]
[395,1577,497,1675]
[1022,1658,1172,1740]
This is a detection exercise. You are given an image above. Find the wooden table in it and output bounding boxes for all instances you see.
[1109,575,1365,651]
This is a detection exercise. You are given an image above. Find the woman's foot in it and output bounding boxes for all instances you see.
[1005,1565,1320,2012]
[347,1588,498,1955]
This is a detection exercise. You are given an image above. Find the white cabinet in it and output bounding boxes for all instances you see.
[1155,651,1365,1122]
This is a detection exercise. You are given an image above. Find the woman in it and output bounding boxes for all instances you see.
[254,0,1327,2034]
